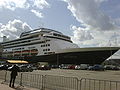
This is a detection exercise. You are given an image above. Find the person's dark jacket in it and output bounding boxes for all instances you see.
[11,65,19,77]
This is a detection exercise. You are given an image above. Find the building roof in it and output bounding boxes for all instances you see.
[7,60,28,64]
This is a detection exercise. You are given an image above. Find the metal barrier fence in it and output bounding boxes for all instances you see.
[0,70,6,80]
[44,75,78,90]
[0,70,120,90]
[79,78,120,90]
[21,73,43,89]
[4,71,21,84]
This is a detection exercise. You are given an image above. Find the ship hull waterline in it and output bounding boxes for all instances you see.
[24,49,119,65]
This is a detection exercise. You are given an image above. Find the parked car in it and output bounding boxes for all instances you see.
[27,64,38,70]
[19,65,33,72]
[51,65,59,69]
[75,65,81,70]
[88,66,93,70]
[59,64,69,69]
[0,64,9,70]
[7,65,14,71]
[88,65,104,71]
[38,65,51,70]
[104,65,114,70]
[112,66,119,70]
[68,65,76,69]
[80,64,88,70]
[104,65,119,70]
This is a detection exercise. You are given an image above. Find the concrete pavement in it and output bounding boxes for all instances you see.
[0,80,39,90]
[0,83,14,90]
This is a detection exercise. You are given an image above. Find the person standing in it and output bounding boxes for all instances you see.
[9,64,19,88]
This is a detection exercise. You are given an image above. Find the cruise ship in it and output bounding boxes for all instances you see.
[0,28,119,65]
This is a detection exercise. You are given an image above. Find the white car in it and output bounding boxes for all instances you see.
[75,65,81,70]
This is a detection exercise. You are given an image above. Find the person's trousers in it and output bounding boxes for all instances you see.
[9,76,16,87]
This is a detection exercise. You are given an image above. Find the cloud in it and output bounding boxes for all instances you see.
[0,0,50,18]
[33,0,50,9]
[71,25,120,47]
[65,0,120,31]
[0,23,2,26]
[0,0,29,10]
[63,0,120,47]
[0,0,50,10]
[71,25,93,41]
[114,18,120,26]
[31,9,43,18]
[0,19,32,41]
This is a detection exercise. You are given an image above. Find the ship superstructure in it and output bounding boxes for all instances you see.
[1,28,78,60]
[0,28,120,64]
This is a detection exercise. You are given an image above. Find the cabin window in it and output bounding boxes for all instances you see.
[43,48,50,51]
[48,49,50,51]
[44,52,47,54]
[41,44,50,47]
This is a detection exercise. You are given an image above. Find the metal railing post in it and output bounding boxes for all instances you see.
[20,73,23,86]
[41,75,45,90]
[4,70,7,82]
[76,77,79,90]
